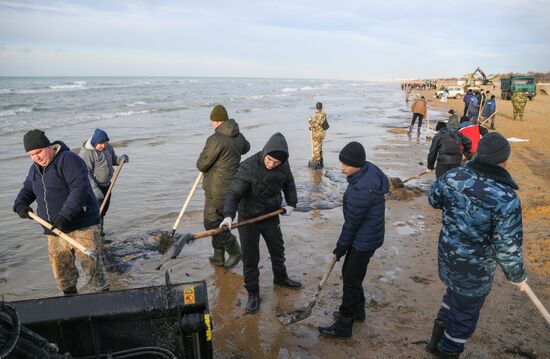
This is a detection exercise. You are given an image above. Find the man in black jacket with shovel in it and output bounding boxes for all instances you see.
[221,132,302,314]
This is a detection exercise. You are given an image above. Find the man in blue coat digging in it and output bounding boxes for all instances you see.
[318,141,389,338]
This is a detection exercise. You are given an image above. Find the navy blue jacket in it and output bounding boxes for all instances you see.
[13,141,100,234]
[336,161,389,252]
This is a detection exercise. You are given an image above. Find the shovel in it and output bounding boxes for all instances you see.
[100,161,125,216]
[389,170,429,189]
[165,172,203,240]
[28,212,96,259]
[155,208,285,270]
[519,282,550,325]
[277,255,337,325]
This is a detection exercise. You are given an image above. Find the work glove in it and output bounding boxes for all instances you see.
[333,246,347,261]
[282,206,294,216]
[219,217,233,231]
[119,154,129,164]
[51,217,70,232]
[511,278,528,292]
[15,204,33,219]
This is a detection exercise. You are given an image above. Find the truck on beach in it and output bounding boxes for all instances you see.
[500,75,537,100]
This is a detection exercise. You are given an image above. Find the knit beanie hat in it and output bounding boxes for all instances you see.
[91,128,109,146]
[24,129,51,152]
[267,150,287,162]
[476,132,510,165]
[436,121,447,132]
[210,105,228,122]
[339,141,366,168]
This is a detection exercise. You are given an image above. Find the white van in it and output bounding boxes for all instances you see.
[436,86,464,99]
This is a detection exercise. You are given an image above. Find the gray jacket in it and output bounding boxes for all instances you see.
[79,137,120,199]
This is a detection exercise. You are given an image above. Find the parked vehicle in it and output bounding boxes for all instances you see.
[436,86,464,99]
[501,76,537,100]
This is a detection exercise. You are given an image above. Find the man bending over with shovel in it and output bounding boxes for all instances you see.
[318,141,389,339]
[13,130,109,296]
[197,105,250,269]
[79,128,128,237]
[221,132,302,314]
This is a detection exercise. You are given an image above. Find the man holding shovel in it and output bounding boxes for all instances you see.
[221,132,301,314]
[13,130,109,296]
[318,142,389,339]
[79,128,128,237]
[426,133,527,358]
[197,104,250,269]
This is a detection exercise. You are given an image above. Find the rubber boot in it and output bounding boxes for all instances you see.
[425,319,446,355]
[224,237,242,269]
[209,248,225,266]
[407,125,412,134]
[63,286,78,296]
[439,351,460,358]
[318,316,354,338]
[246,292,261,314]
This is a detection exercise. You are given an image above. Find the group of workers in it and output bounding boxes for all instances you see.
[12,96,528,357]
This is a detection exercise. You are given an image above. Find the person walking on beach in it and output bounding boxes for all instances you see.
[425,133,527,358]
[318,142,388,339]
[462,89,474,117]
[467,92,480,122]
[308,102,328,169]
[197,104,250,269]
[79,128,128,237]
[408,96,427,136]
[13,130,109,296]
[426,121,471,178]
[511,92,528,120]
[221,132,302,314]
[447,109,459,129]
[481,95,497,129]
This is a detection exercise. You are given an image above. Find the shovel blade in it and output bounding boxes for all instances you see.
[276,302,314,325]
[389,177,404,189]
[155,233,192,270]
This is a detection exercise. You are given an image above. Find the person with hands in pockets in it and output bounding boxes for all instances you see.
[318,141,389,339]
[221,132,302,315]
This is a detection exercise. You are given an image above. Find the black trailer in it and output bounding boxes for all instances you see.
[1,277,213,358]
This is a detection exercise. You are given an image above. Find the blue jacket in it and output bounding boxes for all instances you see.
[463,92,475,107]
[14,141,100,234]
[336,161,389,252]
[428,159,526,297]
[482,98,496,118]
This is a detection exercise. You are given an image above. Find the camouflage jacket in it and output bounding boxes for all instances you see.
[309,110,326,139]
[428,158,526,297]
[511,92,528,107]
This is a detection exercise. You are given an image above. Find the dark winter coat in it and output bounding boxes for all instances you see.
[223,132,297,220]
[463,92,475,107]
[427,127,472,169]
[197,119,250,198]
[13,141,100,235]
[429,159,526,297]
[336,162,389,253]
[482,98,496,118]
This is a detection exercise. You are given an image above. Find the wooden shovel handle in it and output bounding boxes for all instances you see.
[523,283,550,325]
[403,170,429,183]
[190,208,285,241]
[28,212,96,259]
[318,256,337,290]
[172,172,203,233]
[100,161,125,215]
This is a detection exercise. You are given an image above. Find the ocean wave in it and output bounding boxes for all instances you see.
[0,107,33,117]
[281,87,298,93]
[49,81,87,90]
[126,101,147,107]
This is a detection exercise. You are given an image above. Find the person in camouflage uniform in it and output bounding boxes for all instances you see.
[197,105,250,269]
[511,92,528,120]
[308,102,327,169]
[13,130,109,296]
[425,132,528,358]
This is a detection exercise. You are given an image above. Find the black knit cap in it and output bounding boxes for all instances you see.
[267,150,287,162]
[476,132,510,165]
[24,129,50,152]
[210,104,228,122]
[339,141,366,167]
[436,121,447,132]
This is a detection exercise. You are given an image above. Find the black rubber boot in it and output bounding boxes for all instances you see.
[63,286,78,296]
[439,351,460,358]
[425,319,446,355]
[209,248,225,266]
[318,316,354,338]
[333,308,365,322]
[273,277,302,289]
[245,292,261,314]
[224,238,242,269]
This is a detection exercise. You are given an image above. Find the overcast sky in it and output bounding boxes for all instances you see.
[1,0,549,80]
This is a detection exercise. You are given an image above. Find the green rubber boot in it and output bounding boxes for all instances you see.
[209,248,225,266]
[224,237,242,269]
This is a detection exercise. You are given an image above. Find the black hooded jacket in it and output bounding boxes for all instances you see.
[223,133,297,220]
[427,127,472,169]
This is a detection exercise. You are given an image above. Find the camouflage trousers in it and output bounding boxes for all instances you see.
[512,104,525,120]
[47,224,109,292]
[311,136,324,162]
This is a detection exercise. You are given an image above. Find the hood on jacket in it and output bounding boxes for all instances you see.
[262,132,289,164]
[348,161,389,195]
[215,118,240,137]
[83,137,95,150]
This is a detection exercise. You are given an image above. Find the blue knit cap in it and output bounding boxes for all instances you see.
[91,128,109,146]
